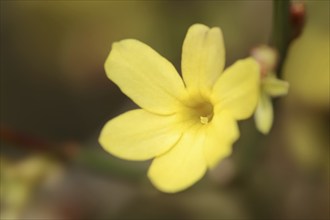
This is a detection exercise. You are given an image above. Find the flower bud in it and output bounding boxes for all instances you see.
[250,45,278,77]
[290,1,306,39]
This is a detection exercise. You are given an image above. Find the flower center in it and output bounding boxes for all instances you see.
[193,101,214,125]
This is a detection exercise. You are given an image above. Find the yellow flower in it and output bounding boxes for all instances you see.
[251,45,289,134]
[99,24,259,193]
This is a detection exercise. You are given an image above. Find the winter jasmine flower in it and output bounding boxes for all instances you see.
[99,24,259,193]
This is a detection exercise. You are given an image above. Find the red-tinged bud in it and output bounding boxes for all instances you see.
[290,1,306,39]
[250,45,279,78]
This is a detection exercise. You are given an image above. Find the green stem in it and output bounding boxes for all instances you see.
[271,0,291,75]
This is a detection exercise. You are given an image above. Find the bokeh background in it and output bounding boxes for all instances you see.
[0,1,328,219]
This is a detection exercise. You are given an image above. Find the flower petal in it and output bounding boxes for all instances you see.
[148,126,207,193]
[203,111,239,168]
[99,109,182,161]
[181,24,225,94]
[212,58,260,120]
[254,94,273,134]
[262,75,289,97]
[105,39,186,115]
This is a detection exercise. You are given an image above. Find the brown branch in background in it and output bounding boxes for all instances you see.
[0,126,144,179]
[0,125,79,161]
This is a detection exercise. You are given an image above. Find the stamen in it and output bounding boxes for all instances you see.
[198,101,213,125]
[184,96,214,125]
[200,116,209,124]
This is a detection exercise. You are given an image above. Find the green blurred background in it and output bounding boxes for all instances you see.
[0,1,328,219]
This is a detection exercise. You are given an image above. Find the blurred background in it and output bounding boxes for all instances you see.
[0,1,328,219]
